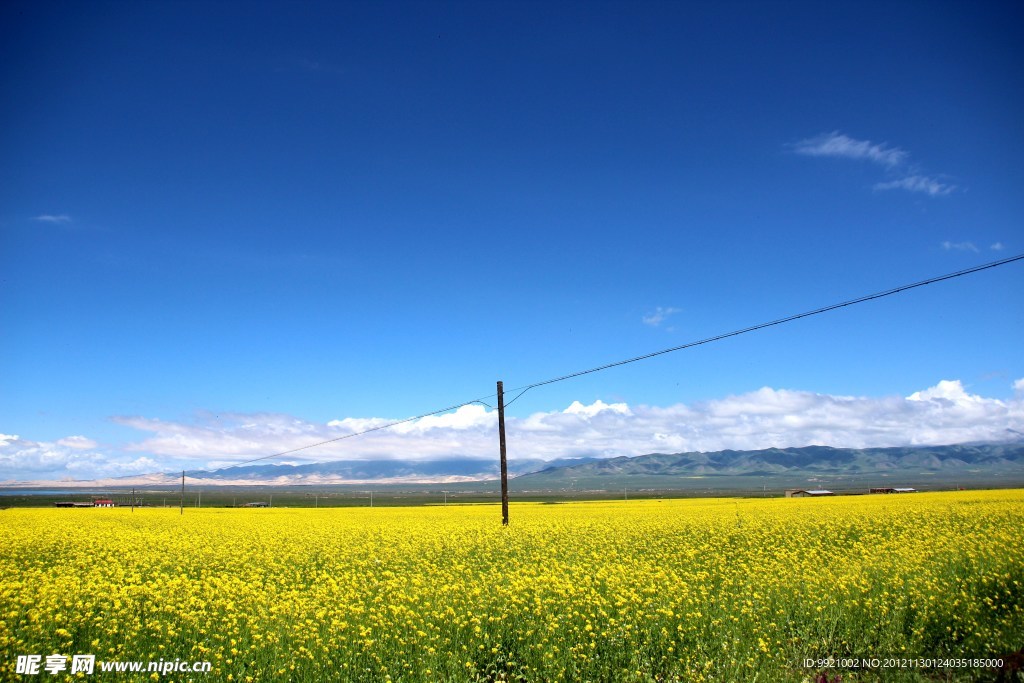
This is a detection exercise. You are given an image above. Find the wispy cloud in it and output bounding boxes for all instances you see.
[57,436,99,450]
[941,240,979,253]
[940,240,1004,253]
[33,214,72,224]
[642,306,681,327]
[792,132,957,197]
[874,175,955,196]
[792,131,908,168]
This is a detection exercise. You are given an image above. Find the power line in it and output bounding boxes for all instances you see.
[501,252,1024,397]
[501,386,534,410]
[178,252,1022,477]
[181,392,501,476]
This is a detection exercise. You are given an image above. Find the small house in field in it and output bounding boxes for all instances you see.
[786,489,834,498]
[93,498,115,507]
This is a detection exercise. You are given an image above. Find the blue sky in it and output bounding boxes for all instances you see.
[2,1,1022,481]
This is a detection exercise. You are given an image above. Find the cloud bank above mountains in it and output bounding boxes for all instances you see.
[2,380,1022,482]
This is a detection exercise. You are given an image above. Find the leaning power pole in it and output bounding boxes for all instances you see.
[497,381,509,526]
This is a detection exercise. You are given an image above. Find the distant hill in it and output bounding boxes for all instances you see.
[186,442,1024,487]
[45,442,1019,490]
[510,442,1024,490]
[195,455,601,484]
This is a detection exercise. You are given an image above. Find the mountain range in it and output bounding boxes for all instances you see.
[185,441,1024,487]
[10,442,1021,489]
[510,442,1024,489]
[189,455,600,485]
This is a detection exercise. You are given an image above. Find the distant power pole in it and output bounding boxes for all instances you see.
[180,471,185,515]
[497,380,509,526]
[131,487,135,513]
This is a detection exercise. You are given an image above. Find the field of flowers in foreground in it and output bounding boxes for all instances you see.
[1,490,1022,682]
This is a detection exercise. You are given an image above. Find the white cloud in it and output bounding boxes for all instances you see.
[564,400,632,418]
[991,242,1005,251]
[393,404,494,432]
[57,435,98,450]
[792,132,908,167]
[793,132,957,198]
[107,380,1022,466]
[64,454,161,477]
[0,435,165,482]
[327,416,393,433]
[875,175,956,196]
[7,380,1021,482]
[111,414,276,457]
[907,379,976,403]
[32,214,72,224]
[941,240,979,253]
[642,306,681,327]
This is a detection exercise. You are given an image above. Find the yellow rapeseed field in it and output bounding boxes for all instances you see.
[1,490,1022,682]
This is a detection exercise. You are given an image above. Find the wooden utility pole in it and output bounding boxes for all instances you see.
[131,487,135,513]
[180,471,185,515]
[497,380,509,526]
